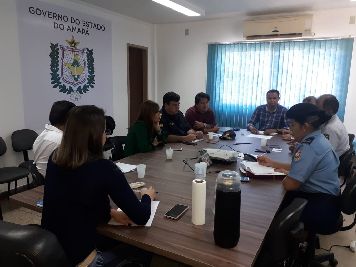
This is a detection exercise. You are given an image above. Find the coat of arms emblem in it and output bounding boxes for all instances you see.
[50,36,95,100]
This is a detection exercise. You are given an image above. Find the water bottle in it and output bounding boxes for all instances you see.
[213,170,241,248]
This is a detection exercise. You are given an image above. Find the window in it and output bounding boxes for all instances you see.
[206,38,354,127]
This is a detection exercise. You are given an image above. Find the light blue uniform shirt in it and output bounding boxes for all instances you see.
[288,130,340,196]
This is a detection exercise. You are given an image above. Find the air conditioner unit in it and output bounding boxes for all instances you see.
[243,15,313,40]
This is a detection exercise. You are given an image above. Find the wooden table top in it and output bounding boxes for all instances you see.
[10,130,291,267]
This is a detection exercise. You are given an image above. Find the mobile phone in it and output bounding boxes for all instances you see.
[164,204,189,220]
[240,176,250,182]
[36,199,43,208]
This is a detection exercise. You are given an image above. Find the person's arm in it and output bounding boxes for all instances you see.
[105,162,152,225]
[257,155,291,170]
[167,133,196,143]
[282,176,301,191]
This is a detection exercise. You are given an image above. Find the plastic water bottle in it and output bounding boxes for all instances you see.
[213,170,241,248]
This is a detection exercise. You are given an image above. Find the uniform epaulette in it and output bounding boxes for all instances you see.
[302,136,315,144]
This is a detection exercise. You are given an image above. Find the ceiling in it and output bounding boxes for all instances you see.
[73,0,356,24]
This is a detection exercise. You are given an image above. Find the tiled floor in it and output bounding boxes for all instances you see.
[1,200,356,267]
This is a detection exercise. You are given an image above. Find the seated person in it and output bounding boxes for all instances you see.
[160,91,203,143]
[41,105,156,266]
[103,115,116,159]
[303,96,317,105]
[124,100,167,157]
[258,103,340,235]
[247,89,288,135]
[33,100,75,176]
[317,94,350,158]
[185,92,219,133]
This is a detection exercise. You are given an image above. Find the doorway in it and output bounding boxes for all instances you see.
[127,44,148,126]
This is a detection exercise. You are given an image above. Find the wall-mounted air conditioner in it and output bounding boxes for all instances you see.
[243,15,313,40]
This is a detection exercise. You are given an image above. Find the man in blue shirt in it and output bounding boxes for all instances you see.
[247,89,288,135]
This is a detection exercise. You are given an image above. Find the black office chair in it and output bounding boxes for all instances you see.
[254,198,308,267]
[0,221,69,267]
[310,175,356,267]
[104,136,127,161]
[339,148,355,187]
[0,137,30,197]
[11,129,38,171]
[28,162,45,187]
[348,133,355,150]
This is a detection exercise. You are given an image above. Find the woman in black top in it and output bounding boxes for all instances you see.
[41,105,156,266]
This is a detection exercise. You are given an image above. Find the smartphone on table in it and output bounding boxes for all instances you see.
[164,204,189,220]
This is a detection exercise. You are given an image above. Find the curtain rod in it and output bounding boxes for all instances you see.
[207,36,355,45]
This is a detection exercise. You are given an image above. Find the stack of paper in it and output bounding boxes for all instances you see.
[247,134,273,140]
[116,162,137,173]
[240,161,285,176]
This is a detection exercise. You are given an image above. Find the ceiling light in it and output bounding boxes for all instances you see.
[152,0,204,17]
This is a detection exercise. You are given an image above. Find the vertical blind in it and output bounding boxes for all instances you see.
[206,38,354,127]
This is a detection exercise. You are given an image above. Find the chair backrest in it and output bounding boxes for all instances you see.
[255,198,308,266]
[11,129,38,162]
[11,129,38,152]
[349,133,355,149]
[0,137,6,157]
[338,148,354,178]
[0,221,69,267]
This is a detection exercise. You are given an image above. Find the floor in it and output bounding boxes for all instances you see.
[1,200,356,267]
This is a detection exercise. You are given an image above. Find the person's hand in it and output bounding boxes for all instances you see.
[195,131,204,139]
[153,121,161,132]
[194,121,205,130]
[152,137,160,147]
[289,143,296,153]
[140,186,156,200]
[257,155,274,167]
[249,125,258,134]
[264,129,277,135]
[282,133,293,141]
[182,134,196,142]
[110,209,133,226]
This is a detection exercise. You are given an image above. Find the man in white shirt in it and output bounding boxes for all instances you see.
[317,94,350,157]
[33,100,75,176]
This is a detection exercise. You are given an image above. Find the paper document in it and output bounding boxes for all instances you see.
[111,201,160,227]
[240,161,285,176]
[116,162,137,173]
[247,134,273,140]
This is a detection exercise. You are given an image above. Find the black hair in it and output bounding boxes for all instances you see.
[266,89,280,97]
[163,92,180,105]
[195,92,210,105]
[322,95,339,115]
[302,96,317,105]
[49,100,76,126]
[286,103,331,130]
[105,116,116,135]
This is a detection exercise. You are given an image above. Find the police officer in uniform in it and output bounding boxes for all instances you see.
[258,103,340,235]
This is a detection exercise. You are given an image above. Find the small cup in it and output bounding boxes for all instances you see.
[208,132,214,141]
[260,138,267,147]
[136,164,146,179]
[200,162,207,178]
[166,148,173,160]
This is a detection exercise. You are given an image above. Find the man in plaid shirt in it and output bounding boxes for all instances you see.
[247,89,288,135]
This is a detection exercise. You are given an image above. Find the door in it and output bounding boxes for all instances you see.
[127,44,148,126]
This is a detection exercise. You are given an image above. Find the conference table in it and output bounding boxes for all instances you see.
[10,130,292,267]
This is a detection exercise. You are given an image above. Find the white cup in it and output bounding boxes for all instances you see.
[200,162,207,178]
[261,138,267,147]
[208,132,214,141]
[136,164,146,179]
[166,148,173,160]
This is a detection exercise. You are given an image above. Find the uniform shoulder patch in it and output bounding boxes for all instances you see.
[294,150,302,161]
[323,134,330,140]
[302,137,315,145]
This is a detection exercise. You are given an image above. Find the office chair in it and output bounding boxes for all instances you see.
[339,149,355,187]
[0,220,69,267]
[309,175,356,267]
[254,198,308,267]
[348,133,355,150]
[104,136,127,161]
[11,129,38,170]
[0,137,30,197]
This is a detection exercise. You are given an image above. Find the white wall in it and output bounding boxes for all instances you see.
[156,8,356,134]
[0,0,155,191]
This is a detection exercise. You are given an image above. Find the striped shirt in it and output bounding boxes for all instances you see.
[248,104,288,130]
